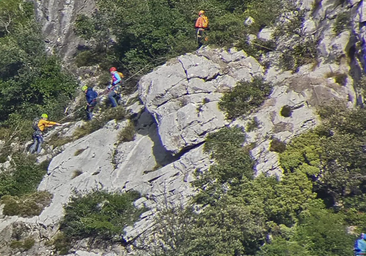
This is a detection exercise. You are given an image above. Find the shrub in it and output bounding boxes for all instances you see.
[10,237,35,251]
[334,12,351,36]
[204,126,246,158]
[73,106,127,139]
[280,105,293,117]
[1,191,53,217]
[219,77,273,119]
[243,0,284,34]
[75,50,100,67]
[279,38,319,73]
[118,120,136,142]
[0,127,12,140]
[269,138,286,153]
[208,12,248,47]
[195,126,254,205]
[0,154,49,198]
[60,190,148,241]
[246,117,260,132]
[326,71,347,86]
[48,232,71,255]
[272,5,305,42]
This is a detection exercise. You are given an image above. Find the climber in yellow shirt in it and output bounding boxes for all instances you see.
[29,113,61,154]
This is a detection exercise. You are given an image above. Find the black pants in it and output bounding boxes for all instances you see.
[196,28,206,48]
[86,100,97,120]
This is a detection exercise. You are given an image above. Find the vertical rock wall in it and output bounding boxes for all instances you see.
[34,0,96,63]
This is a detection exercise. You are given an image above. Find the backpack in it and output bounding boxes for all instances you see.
[202,16,209,28]
[117,72,124,79]
[32,117,41,131]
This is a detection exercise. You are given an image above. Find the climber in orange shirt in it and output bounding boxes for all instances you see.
[195,10,209,48]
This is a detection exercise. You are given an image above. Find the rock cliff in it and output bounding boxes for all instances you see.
[34,0,96,62]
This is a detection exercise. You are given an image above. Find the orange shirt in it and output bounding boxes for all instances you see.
[195,15,208,29]
[37,119,58,132]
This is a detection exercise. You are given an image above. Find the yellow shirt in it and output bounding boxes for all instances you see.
[37,119,58,132]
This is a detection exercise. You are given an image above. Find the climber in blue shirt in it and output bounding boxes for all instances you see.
[82,85,98,120]
[354,233,366,255]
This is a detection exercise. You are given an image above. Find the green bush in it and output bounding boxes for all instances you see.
[73,106,127,139]
[219,77,273,119]
[279,38,319,73]
[194,126,254,205]
[207,12,247,47]
[260,203,354,256]
[334,12,351,36]
[1,191,53,217]
[75,50,100,67]
[269,138,286,153]
[246,117,260,132]
[243,0,284,34]
[51,232,71,255]
[10,237,35,251]
[118,120,136,142]
[60,190,147,241]
[0,154,49,198]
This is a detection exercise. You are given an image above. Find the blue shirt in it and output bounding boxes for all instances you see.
[85,88,98,104]
[355,239,366,255]
[111,72,121,86]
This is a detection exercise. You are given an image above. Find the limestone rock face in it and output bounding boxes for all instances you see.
[139,48,263,154]
[34,0,96,62]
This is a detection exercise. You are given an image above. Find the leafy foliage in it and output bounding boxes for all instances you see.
[117,120,136,142]
[246,117,260,132]
[269,138,286,153]
[243,0,284,33]
[0,154,49,198]
[334,11,351,36]
[10,237,35,251]
[219,77,273,119]
[60,190,147,241]
[72,106,127,139]
[1,191,53,217]
[280,104,366,208]
[0,1,363,255]
[0,0,78,144]
[259,202,354,255]
[280,105,293,117]
[194,126,254,205]
[72,0,286,74]
[150,104,362,255]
